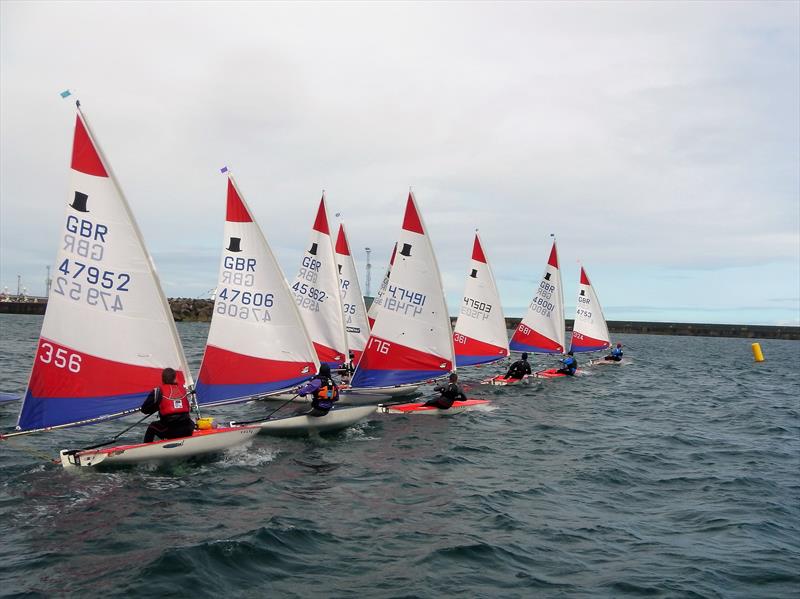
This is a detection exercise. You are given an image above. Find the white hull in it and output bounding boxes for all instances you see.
[270,384,420,405]
[589,357,627,366]
[236,405,376,436]
[480,375,532,386]
[59,426,260,469]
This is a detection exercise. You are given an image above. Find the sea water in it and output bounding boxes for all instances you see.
[0,314,798,598]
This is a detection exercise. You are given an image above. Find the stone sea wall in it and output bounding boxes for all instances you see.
[1,298,797,340]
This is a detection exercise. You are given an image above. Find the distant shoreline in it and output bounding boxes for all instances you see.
[0,298,797,340]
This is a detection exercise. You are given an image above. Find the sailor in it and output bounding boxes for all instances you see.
[342,351,356,383]
[140,368,195,442]
[604,343,624,361]
[557,351,578,376]
[423,372,468,409]
[297,363,340,417]
[504,352,532,380]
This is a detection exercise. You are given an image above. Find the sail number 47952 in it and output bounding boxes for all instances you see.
[39,342,81,373]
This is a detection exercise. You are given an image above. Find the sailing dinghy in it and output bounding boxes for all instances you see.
[509,239,566,354]
[453,233,509,368]
[2,105,260,468]
[195,175,375,435]
[569,266,611,354]
[350,192,454,397]
[482,239,565,385]
[289,195,349,369]
[335,223,370,366]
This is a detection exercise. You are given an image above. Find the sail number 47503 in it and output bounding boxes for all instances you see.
[39,342,81,373]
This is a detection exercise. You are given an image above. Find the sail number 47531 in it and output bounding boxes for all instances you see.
[39,342,81,373]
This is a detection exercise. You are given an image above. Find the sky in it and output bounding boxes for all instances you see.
[1,1,798,325]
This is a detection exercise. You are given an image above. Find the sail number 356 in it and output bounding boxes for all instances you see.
[39,342,82,373]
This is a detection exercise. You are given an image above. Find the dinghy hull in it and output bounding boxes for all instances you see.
[236,405,376,436]
[480,375,531,386]
[533,368,580,379]
[59,425,260,468]
[378,399,490,414]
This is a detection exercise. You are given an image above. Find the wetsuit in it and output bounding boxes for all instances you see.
[505,359,532,380]
[604,347,623,361]
[297,375,340,417]
[423,382,467,410]
[557,355,578,376]
[141,384,195,443]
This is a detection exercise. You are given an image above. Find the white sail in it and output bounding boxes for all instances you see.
[453,233,509,366]
[289,195,349,367]
[366,242,396,328]
[569,266,611,353]
[351,192,453,387]
[335,223,370,364]
[16,107,190,432]
[195,175,319,405]
[509,240,565,354]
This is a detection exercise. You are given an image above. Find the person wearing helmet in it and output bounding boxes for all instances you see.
[296,363,340,417]
[140,367,195,442]
[604,343,624,362]
[423,372,467,409]
[557,351,578,376]
[504,352,532,380]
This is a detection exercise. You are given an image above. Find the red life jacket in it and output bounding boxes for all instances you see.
[157,383,190,417]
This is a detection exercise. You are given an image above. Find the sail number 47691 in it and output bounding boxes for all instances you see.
[39,342,81,373]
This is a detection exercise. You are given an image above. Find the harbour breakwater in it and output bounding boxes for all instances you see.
[0,298,797,340]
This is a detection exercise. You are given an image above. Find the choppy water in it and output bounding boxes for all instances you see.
[1,314,798,598]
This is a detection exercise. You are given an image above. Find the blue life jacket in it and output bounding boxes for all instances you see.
[611,347,623,358]
[561,356,577,373]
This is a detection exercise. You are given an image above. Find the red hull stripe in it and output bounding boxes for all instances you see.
[313,196,330,235]
[402,194,424,234]
[471,235,487,263]
[509,327,563,353]
[71,116,108,177]
[199,345,315,386]
[226,179,252,223]
[335,224,350,255]
[547,242,559,268]
[28,338,185,399]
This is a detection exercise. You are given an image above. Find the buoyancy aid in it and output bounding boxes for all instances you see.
[157,383,191,417]
[312,376,339,410]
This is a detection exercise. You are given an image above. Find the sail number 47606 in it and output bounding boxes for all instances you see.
[39,342,81,373]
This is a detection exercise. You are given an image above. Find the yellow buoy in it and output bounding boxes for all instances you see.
[751,342,765,362]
